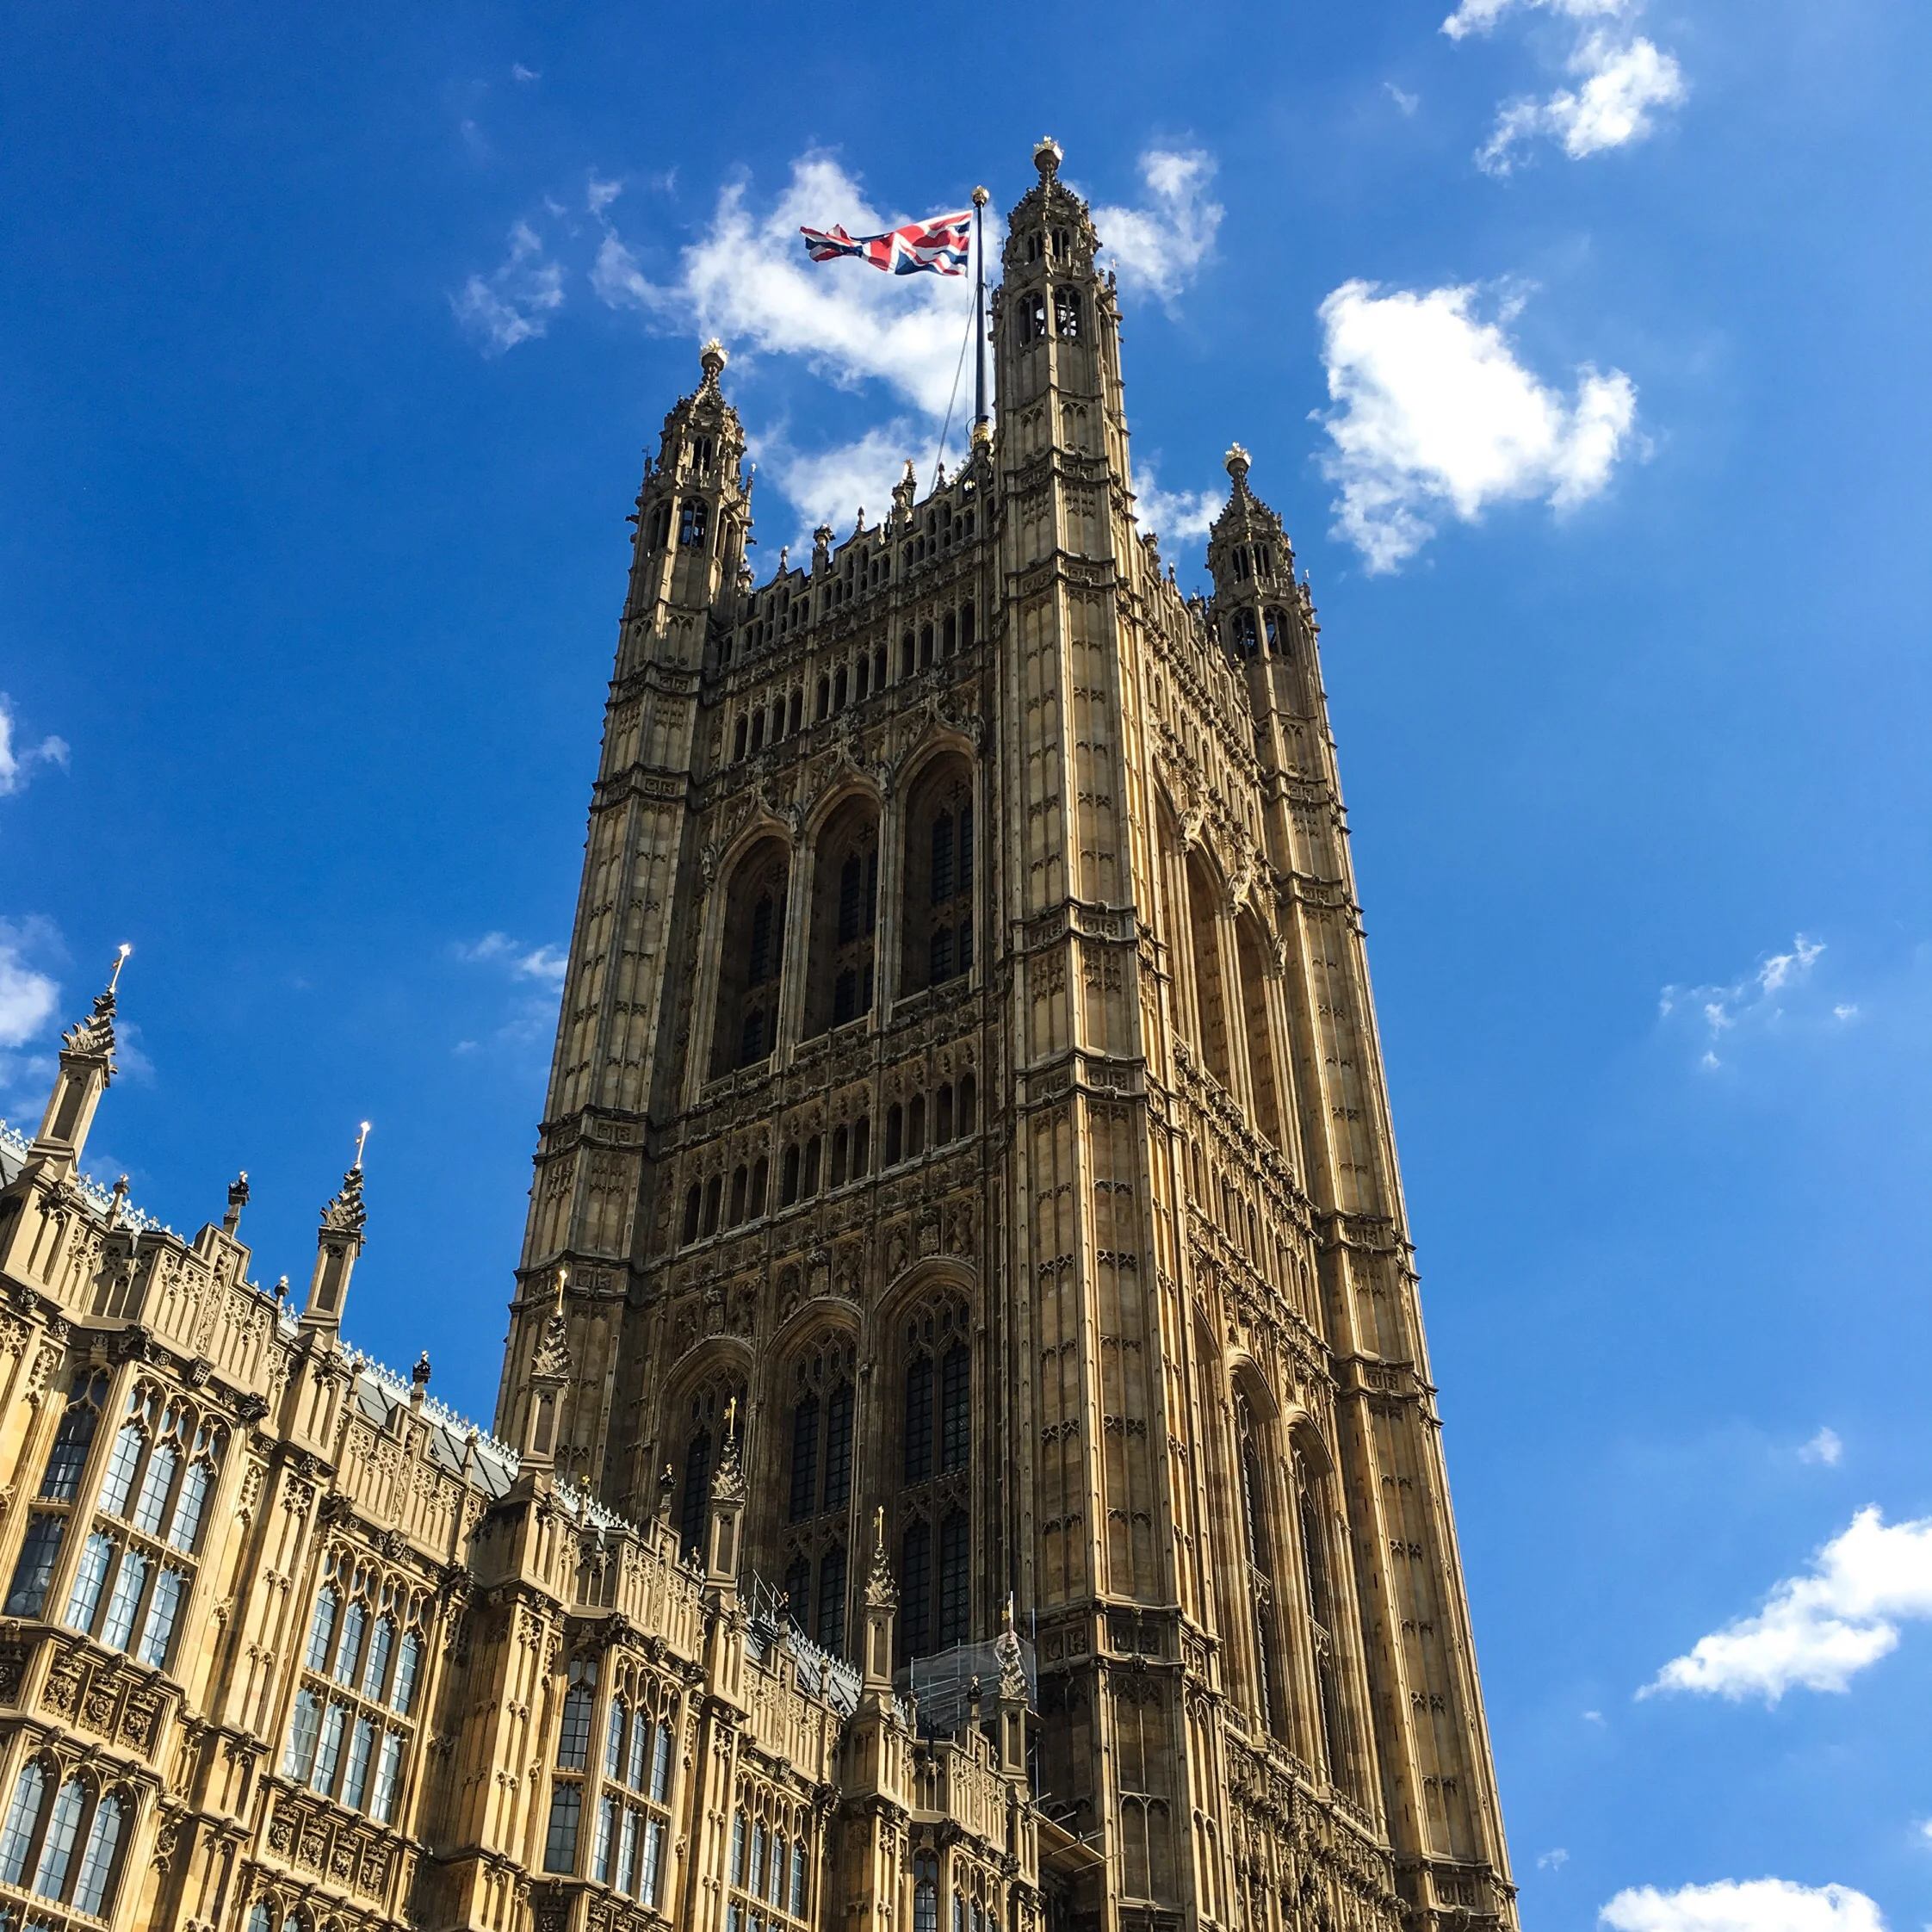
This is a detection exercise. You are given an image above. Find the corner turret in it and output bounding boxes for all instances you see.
[28,944,128,1179]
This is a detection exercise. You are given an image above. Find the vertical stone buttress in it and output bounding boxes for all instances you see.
[993,140,1186,1923]
[498,343,751,1489]
[1209,458,1515,1925]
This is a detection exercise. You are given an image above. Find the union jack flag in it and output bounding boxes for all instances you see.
[799,210,973,277]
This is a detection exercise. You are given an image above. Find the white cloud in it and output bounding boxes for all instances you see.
[452,220,565,357]
[1136,465,1222,548]
[1091,149,1223,305]
[1480,32,1687,173]
[1443,0,1632,41]
[0,924,59,1049]
[1644,1507,1932,1701]
[1799,1428,1844,1468]
[591,157,983,421]
[1540,1848,1571,1872]
[756,423,921,550]
[583,147,1220,536]
[1316,279,1636,571]
[1600,1879,1886,1932]
[0,696,71,799]
[511,63,540,83]
[1659,935,1828,1068]
[455,932,568,987]
[1386,83,1421,115]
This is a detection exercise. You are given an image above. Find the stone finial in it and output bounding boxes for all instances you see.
[412,1351,432,1390]
[698,339,728,387]
[224,1170,250,1235]
[1034,136,1063,181]
[1225,443,1252,486]
[865,1504,898,1609]
[710,1396,745,1504]
[319,1159,367,1240]
[656,1461,677,1520]
[996,1592,1027,1698]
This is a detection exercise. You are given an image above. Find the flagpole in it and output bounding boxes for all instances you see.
[971,186,989,441]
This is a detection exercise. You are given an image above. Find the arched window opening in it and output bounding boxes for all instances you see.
[851,1114,870,1175]
[683,1186,702,1245]
[780,1337,857,1656]
[830,1125,849,1188]
[557,1659,596,1769]
[903,759,975,994]
[907,1094,926,1158]
[674,1376,743,1562]
[1019,291,1047,343]
[709,839,790,1079]
[678,499,708,548]
[802,1136,821,1197]
[749,711,765,754]
[873,645,888,690]
[936,1085,954,1144]
[1298,1457,1351,1791]
[1236,1395,1291,1745]
[1231,609,1259,658]
[942,611,957,656]
[833,666,848,712]
[702,1176,722,1237]
[1186,853,1234,1087]
[815,677,830,721]
[961,602,975,649]
[957,1074,977,1136]
[1264,608,1285,652]
[780,1145,800,1208]
[901,632,915,678]
[1054,288,1081,339]
[789,689,803,734]
[920,622,934,668]
[40,1372,107,1502]
[0,1760,46,1887]
[885,1105,903,1166]
[855,657,870,702]
[749,1156,769,1217]
[897,1298,972,1662]
[806,801,879,1037]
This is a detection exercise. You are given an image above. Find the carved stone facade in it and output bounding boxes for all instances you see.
[0,139,1514,1932]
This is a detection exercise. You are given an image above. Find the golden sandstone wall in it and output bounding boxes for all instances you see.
[0,138,1515,1932]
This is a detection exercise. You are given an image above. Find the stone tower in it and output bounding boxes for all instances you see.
[498,138,1517,1932]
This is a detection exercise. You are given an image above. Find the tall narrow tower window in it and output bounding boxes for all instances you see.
[1235,1395,1290,1744]
[806,802,879,1037]
[896,1297,972,1662]
[709,840,790,1080]
[904,759,975,994]
[678,500,708,548]
[1054,288,1081,339]
[777,1337,857,1656]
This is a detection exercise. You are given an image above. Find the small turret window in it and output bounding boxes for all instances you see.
[678,499,708,548]
[1054,288,1081,339]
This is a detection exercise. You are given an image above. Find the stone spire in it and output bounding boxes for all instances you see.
[300,1124,368,1332]
[28,944,129,1174]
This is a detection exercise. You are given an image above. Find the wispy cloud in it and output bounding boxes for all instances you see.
[0,915,62,1117]
[0,696,71,799]
[1799,1427,1843,1468]
[1540,1848,1571,1872]
[1444,0,1686,172]
[1480,32,1687,174]
[1136,464,1222,549]
[455,932,567,987]
[1659,934,1836,1069]
[1644,1507,1932,1702]
[1386,83,1421,115]
[1600,1879,1885,1932]
[452,220,565,357]
[1090,149,1223,306]
[1316,279,1636,571]
[754,422,920,549]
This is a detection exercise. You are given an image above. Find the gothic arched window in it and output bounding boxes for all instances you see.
[1185,852,1234,1088]
[903,758,975,995]
[709,839,790,1079]
[1054,288,1081,339]
[673,1376,745,1563]
[896,1298,972,1662]
[1297,1452,1353,1793]
[678,498,708,548]
[1236,1393,1290,1746]
[1235,911,1284,1149]
[805,801,879,1037]
[780,1336,856,1656]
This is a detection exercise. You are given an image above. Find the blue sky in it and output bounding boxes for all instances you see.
[3,3,1929,1928]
